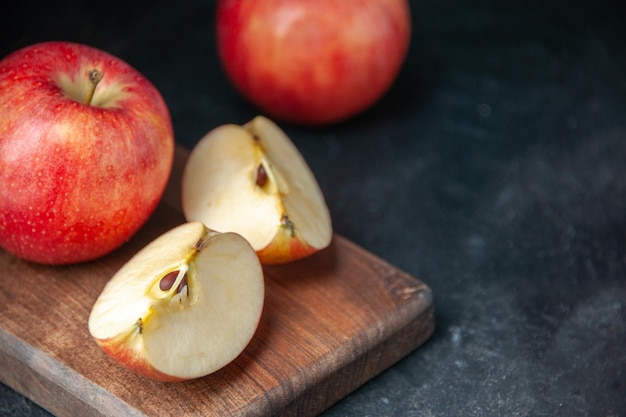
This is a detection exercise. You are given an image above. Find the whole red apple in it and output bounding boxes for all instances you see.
[216,0,412,126]
[0,41,174,265]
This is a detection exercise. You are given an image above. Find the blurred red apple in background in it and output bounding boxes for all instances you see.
[216,0,411,126]
[0,41,174,265]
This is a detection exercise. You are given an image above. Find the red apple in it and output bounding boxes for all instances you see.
[0,41,174,265]
[216,0,411,126]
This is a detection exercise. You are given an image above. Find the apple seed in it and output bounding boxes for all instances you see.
[255,163,268,188]
[159,270,179,291]
[159,270,190,295]
[176,273,188,294]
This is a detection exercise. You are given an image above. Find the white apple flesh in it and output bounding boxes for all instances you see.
[88,222,264,382]
[181,116,332,264]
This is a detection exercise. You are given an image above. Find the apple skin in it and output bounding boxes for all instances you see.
[96,324,186,383]
[256,224,320,265]
[216,0,411,126]
[0,41,174,265]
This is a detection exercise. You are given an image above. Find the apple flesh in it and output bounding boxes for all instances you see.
[216,0,412,125]
[0,41,174,264]
[88,222,265,382]
[181,116,332,264]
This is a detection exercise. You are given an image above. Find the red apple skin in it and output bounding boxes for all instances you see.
[95,330,187,383]
[216,0,411,126]
[257,227,320,265]
[0,41,174,265]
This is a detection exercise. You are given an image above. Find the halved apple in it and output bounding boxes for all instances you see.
[88,222,264,382]
[181,116,332,264]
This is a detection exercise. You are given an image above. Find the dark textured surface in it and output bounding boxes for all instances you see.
[1,1,625,416]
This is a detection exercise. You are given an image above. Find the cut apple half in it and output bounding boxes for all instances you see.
[181,116,332,264]
[88,222,264,382]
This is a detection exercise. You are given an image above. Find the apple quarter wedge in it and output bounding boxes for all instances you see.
[181,116,332,264]
[88,222,264,382]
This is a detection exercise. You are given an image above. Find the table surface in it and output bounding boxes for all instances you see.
[1,0,625,416]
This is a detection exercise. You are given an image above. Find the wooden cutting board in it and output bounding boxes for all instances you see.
[0,146,435,417]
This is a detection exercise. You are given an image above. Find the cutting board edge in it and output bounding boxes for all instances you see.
[0,329,144,417]
[275,299,436,417]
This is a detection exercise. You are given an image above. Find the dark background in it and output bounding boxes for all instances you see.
[2,0,626,416]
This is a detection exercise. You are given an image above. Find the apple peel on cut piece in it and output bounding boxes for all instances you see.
[88,222,264,382]
[181,116,332,264]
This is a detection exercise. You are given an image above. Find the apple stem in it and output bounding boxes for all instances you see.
[83,69,103,105]
[281,215,296,237]
[136,317,143,334]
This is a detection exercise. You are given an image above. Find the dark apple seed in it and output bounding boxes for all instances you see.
[256,164,268,188]
[176,273,189,294]
[159,271,179,291]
